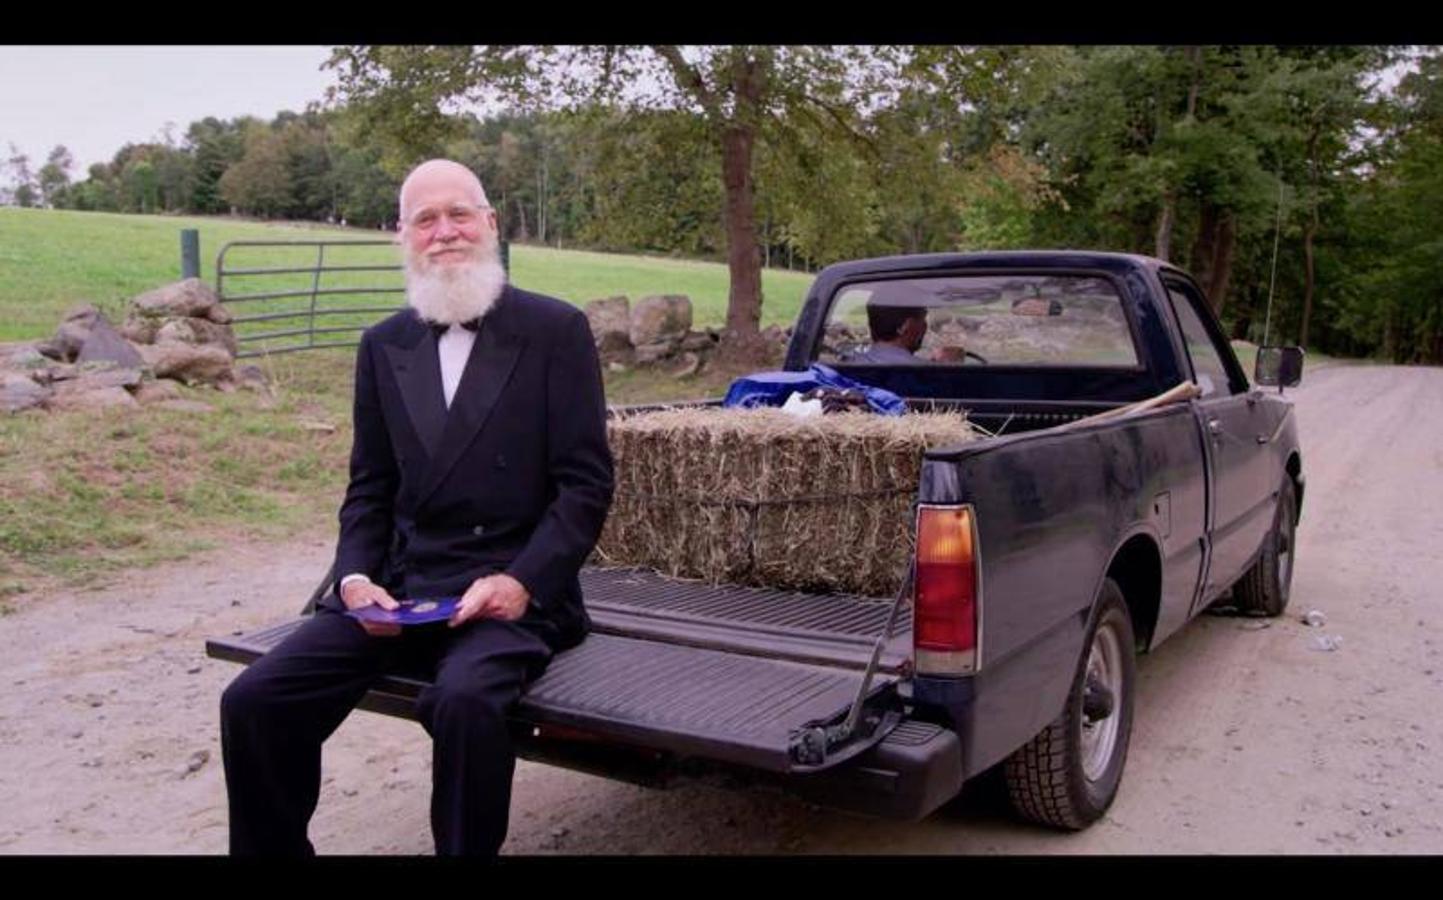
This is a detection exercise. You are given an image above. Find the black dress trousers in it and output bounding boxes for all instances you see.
[220,607,553,856]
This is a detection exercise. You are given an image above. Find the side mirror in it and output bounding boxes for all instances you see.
[1255,346,1304,388]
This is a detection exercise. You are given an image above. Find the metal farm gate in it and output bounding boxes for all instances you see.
[213,239,508,358]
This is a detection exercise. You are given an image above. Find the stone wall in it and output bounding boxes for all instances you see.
[2,279,265,416]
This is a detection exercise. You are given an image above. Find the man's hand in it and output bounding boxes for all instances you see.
[450,574,531,628]
[340,580,402,637]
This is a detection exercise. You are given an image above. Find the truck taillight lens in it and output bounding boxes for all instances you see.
[913,505,980,674]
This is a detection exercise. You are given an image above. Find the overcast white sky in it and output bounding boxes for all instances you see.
[1,46,338,173]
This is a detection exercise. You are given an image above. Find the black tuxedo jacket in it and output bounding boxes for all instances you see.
[327,285,614,649]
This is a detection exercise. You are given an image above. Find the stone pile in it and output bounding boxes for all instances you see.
[582,294,791,379]
[2,278,268,416]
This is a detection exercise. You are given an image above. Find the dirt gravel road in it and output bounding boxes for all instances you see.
[2,363,1441,854]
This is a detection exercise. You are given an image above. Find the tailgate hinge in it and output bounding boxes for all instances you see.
[788,570,913,769]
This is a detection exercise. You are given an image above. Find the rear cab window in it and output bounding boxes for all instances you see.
[818,273,1141,369]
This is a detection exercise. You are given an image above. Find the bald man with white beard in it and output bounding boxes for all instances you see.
[219,159,614,857]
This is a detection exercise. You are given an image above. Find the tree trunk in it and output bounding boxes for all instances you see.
[1300,204,1317,348]
[1300,126,1322,349]
[718,122,766,360]
[513,196,529,242]
[1185,47,1203,118]
[1209,211,1236,316]
[1155,48,1202,263]
[1191,202,1219,299]
[1155,193,1176,261]
[536,163,546,245]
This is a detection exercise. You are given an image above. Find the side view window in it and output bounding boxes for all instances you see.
[1165,282,1236,397]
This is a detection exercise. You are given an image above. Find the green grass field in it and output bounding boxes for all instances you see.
[0,207,816,345]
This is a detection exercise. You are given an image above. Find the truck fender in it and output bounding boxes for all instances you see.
[1093,526,1163,654]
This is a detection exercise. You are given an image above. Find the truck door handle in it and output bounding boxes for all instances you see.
[1255,434,1269,444]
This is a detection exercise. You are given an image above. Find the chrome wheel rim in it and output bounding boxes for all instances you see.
[1080,621,1124,782]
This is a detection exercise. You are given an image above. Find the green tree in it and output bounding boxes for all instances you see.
[219,124,294,218]
[37,145,74,207]
[186,117,250,214]
[122,160,160,213]
[5,144,38,208]
[1331,50,1443,363]
[326,45,905,358]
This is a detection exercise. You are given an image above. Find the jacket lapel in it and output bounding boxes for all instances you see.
[382,323,448,459]
[415,290,526,509]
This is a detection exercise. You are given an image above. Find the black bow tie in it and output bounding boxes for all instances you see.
[428,318,481,338]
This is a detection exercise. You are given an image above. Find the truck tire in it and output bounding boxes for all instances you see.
[1232,478,1298,618]
[1003,578,1136,830]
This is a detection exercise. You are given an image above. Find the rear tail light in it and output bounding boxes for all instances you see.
[913,504,981,674]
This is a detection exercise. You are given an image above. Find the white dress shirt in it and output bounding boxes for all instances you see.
[340,323,476,594]
[436,322,477,409]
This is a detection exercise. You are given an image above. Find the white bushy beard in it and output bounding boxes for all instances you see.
[404,237,508,326]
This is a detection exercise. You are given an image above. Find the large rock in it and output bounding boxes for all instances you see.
[137,342,234,385]
[666,351,703,378]
[584,296,633,355]
[2,374,50,414]
[131,279,230,323]
[634,340,679,365]
[47,304,104,362]
[132,379,184,405]
[76,316,146,369]
[630,295,692,347]
[55,364,143,394]
[35,338,67,361]
[29,362,77,385]
[0,342,48,373]
[119,314,161,345]
[47,386,138,412]
[155,317,238,356]
[234,364,271,393]
[678,330,718,353]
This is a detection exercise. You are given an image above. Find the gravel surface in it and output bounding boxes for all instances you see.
[2,364,1440,854]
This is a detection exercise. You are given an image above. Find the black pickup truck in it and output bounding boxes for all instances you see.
[209,251,1305,831]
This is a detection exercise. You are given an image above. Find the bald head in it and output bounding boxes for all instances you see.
[399,159,490,221]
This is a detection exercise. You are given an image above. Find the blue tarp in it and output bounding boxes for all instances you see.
[722,363,906,416]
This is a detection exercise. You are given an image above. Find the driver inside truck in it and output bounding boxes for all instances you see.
[851,304,929,365]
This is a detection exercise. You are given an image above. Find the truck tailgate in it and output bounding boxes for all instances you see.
[208,567,911,774]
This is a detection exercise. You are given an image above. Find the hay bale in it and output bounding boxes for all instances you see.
[594,406,979,597]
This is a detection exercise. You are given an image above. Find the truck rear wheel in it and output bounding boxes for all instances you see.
[1232,478,1297,617]
[1003,578,1136,830]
